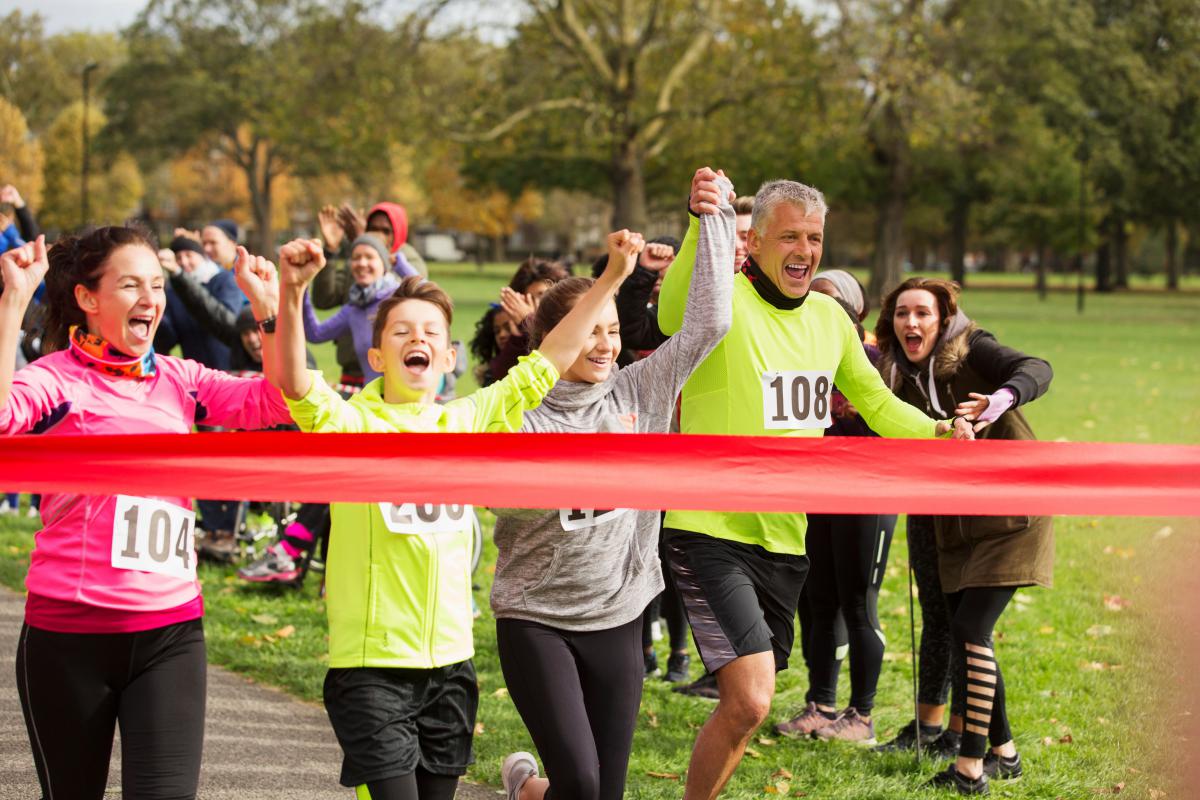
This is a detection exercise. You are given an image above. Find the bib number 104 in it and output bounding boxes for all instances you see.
[762,371,833,430]
[111,495,196,580]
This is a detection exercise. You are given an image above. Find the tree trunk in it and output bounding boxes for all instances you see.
[867,103,909,303]
[243,147,274,256]
[948,194,968,287]
[1095,220,1112,293]
[611,138,647,232]
[1113,213,1128,289]
[1166,217,1180,290]
[1035,244,1047,299]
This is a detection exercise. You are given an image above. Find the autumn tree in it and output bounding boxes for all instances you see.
[0,97,44,209]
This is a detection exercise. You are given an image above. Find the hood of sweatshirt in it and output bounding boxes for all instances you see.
[368,202,409,253]
[538,371,620,414]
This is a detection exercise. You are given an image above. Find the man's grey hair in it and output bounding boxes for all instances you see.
[750,180,829,233]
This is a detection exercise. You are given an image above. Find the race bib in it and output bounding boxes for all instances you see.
[762,370,833,430]
[111,495,196,580]
[559,507,633,532]
[378,502,473,535]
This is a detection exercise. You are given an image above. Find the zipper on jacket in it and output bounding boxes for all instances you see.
[425,532,439,666]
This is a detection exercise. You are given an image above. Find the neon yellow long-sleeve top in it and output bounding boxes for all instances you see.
[657,215,941,555]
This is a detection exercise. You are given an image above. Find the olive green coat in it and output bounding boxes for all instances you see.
[878,323,1055,592]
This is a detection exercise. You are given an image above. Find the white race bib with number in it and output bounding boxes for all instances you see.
[111,495,196,580]
[762,370,833,430]
[378,503,472,535]
[559,507,633,532]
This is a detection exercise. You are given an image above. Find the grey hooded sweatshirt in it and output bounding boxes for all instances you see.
[489,178,736,631]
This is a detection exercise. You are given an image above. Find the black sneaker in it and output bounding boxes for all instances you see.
[982,752,1022,781]
[672,672,720,699]
[663,652,691,683]
[644,649,659,678]
[873,719,944,753]
[927,728,962,760]
[925,764,988,796]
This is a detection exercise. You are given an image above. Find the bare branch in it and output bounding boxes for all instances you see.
[638,25,715,148]
[557,0,616,85]
[452,96,594,142]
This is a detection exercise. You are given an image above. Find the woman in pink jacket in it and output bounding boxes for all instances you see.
[0,226,291,799]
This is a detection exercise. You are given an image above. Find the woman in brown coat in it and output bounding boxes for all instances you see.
[875,277,1053,796]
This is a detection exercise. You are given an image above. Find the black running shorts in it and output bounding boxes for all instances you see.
[664,529,809,673]
[323,660,478,787]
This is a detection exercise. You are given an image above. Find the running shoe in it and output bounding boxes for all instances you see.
[199,529,239,562]
[873,718,945,753]
[644,649,659,678]
[664,652,691,683]
[982,752,1022,781]
[501,751,539,800]
[0,499,13,515]
[925,764,988,795]
[673,672,720,699]
[775,701,839,738]
[25,506,39,518]
[927,728,962,760]
[238,546,300,582]
[814,707,876,745]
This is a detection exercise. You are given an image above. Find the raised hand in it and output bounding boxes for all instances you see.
[278,239,327,290]
[317,205,344,252]
[499,286,537,325]
[234,246,280,320]
[604,229,645,282]
[337,203,366,241]
[158,248,181,275]
[173,227,201,243]
[639,241,675,272]
[0,236,48,306]
[0,185,25,208]
[689,167,735,216]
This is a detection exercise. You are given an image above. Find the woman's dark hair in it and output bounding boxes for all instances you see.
[529,276,594,348]
[874,276,961,356]
[469,305,503,365]
[509,257,569,293]
[831,296,865,342]
[43,225,158,353]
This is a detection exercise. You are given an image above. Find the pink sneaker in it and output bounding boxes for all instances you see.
[775,701,840,738]
[814,707,877,745]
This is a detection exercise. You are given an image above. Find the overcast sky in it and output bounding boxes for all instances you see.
[13,0,145,33]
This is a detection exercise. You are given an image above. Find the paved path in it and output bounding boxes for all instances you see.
[0,587,496,799]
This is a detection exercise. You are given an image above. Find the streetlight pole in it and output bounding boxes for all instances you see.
[81,62,99,229]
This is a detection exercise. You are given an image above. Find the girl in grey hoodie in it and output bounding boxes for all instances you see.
[492,178,736,800]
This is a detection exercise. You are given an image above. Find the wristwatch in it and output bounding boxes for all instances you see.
[256,315,277,334]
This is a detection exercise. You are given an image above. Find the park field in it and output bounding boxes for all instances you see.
[0,271,1197,798]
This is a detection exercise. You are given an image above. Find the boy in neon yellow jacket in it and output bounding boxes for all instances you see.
[271,234,643,800]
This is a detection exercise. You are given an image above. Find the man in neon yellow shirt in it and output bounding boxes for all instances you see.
[270,233,642,800]
[657,169,973,800]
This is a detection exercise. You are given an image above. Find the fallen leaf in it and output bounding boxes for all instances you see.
[250,613,279,625]
[473,722,485,735]
[757,736,777,746]
[238,634,260,647]
[1154,526,1173,540]
[1087,625,1114,637]
[773,769,794,780]
[1059,734,1074,744]
[764,780,790,795]
[1149,789,1166,799]
[1103,594,1131,612]
[1042,736,1055,746]
[744,747,762,758]
[1039,626,1056,634]
[646,771,680,780]
[646,710,659,729]
[492,687,508,698]
[274,625,295,639]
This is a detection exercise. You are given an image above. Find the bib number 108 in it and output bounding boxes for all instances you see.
[762,371,833,430]
[111,495,196,580]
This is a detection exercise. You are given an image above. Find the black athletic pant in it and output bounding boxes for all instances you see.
[908,515,957,707]
[947,587,1016,758]
[365,770,459,800]
[641,527,690,654]
[803,512,896,713]
[497,617,643,800]
[16,618,207,799]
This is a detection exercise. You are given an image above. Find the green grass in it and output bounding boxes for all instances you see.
[2,276,1198,797]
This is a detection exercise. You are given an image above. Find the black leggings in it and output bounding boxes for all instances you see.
[642,528,690,654]
[803,512,896,713]
[16,618,207,799]
[365,770,458,800]
[497,617,644,800]
[947,587,1016,758]
[908,515,957,707]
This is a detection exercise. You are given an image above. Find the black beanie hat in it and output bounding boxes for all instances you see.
[170,236,205,257]
[210,219,239,243]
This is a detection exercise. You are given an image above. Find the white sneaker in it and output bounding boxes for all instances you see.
[651,620,663,641]
[0,500,13,515]
[25,507,39,519]
[501,752,539,800]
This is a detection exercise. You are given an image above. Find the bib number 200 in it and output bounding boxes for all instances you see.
[762,371,832,430]
[111,495,196,579]
[379,503,472,535]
